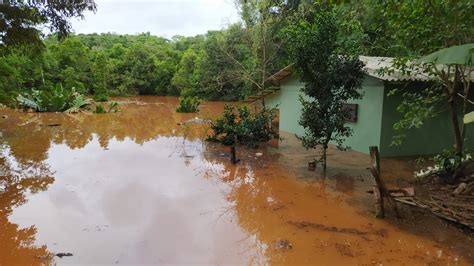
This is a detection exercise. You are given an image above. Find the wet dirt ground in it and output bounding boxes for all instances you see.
[0,96,472,265]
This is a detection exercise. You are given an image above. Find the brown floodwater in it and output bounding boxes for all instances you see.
[0,96,472,265]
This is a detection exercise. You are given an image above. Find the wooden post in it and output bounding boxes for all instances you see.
[369,146,400,218]
[230,146,237,164]
[370,146,384,218]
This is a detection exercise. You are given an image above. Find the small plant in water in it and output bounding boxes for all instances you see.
[108,101,119,113]
[94,101,119,114]
[176,96,200,113]
[93,93,109,102]
[95,104,106,114]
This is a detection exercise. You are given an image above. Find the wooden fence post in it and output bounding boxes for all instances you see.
[230,146,237,164]
[370,146,384,218]
[369,146,401,218]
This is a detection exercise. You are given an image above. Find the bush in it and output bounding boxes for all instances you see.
[94,104,106,114]
[16,84,91,112]
[94,101,119,114]
[93,93,109,102]
[176,96,200,113]
[208,105,279,163]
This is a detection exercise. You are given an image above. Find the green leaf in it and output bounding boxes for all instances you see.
[464,112,474,124]
[419,43,474,66]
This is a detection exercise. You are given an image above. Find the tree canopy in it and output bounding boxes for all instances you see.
[0,0,96,50]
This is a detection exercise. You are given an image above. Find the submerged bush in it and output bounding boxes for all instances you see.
[176,96,200,113]
[16,84,91,113]
[208,105,279,163]
[94,101,119,114]
[94,104,106,114]
[93,93,109,102]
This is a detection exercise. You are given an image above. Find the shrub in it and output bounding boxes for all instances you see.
[208,105,279,164]
[93,93,109,102]
[16,84,91,112]
[176,96,200,113]
[94,101,119,114]
[94,104,106,114]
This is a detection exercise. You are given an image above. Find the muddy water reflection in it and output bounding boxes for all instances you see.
[0,96,469,265]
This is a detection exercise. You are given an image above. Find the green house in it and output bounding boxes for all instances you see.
[260,56,474,157]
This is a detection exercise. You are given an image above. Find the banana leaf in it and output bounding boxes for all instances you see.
[464,112,474,124]
[419,43,474,66]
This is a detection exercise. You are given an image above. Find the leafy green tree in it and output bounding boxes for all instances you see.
[208,105,279,164]
[337,0,474,57]
[171,47,199,96]
[196,26,253,100]
[283,5,365,172]
[229,0,289,103]
[91,50,110,100]
[176,96,201,113]
[0,0,96,50]
[121,43,158,95]
[374,1,473,159]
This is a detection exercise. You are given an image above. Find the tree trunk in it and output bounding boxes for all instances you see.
[369,146,400,218]
[460,69,471,142]
[449,67,464,154]
[230,146,237,164]
[322,145,328,173]
[370,146,384,218]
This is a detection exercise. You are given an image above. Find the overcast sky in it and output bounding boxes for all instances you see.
[71,0,241,38]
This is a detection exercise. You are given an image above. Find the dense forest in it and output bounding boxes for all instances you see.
[0,0,472,106]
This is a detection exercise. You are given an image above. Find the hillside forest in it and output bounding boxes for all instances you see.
[0,1,472,106]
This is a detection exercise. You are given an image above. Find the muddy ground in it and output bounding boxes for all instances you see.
[0,96,472,265]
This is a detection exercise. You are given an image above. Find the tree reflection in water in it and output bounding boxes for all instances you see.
[0,146,54,265]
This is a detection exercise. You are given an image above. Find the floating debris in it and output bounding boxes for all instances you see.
[55,253,73,258]
[274,239,293,250]
[0,180,7,193]
[177,117,211,125]
[40,123,61,127]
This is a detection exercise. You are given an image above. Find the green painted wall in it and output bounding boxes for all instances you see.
[265,75,385,154]
[344,76,385,153]
[379,85,474,157]
[264,75,474,157]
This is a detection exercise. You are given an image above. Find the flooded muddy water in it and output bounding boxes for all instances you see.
[0,96,471,265]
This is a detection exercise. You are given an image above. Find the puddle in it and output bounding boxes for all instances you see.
[0,96,471,265]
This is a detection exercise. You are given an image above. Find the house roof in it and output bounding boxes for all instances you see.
[268,56,474,85]
[245,56,474,103]
[266,64,295,85]
[359,56,431,82]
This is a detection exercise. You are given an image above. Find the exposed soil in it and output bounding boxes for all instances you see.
[0,96,472,265]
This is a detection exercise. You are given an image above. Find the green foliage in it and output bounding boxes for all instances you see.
[465,112,474,124]
[1,1,472,108]
[390,86,446,146]
[16,84,90,112]
[433,150,464,177]
[171,47,199,96]
[94,104,106,114]
[208,105,279,149]
[0,0,96,50]
[65,94,92,114]
[176,97,201,113]
[94,101,119,114]
[93,93,109,102]
[384,44,474,154]
[283,4,365,171]
[108,101,119,113]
